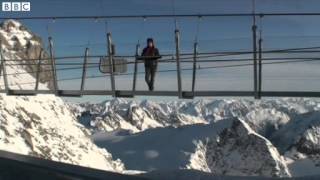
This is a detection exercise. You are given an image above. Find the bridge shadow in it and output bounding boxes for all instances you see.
[0,150,147,180]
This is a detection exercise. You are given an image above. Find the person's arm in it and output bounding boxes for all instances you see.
[137,48,146,60]
[141,48,146,56]
[155,48,162,59]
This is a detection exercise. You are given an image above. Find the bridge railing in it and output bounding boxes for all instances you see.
[1,14,320,99]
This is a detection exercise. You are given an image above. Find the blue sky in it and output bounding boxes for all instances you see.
[3,0,320,53]
[2,0,320,103]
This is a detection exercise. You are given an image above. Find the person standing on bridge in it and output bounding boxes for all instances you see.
[141,38,161,91]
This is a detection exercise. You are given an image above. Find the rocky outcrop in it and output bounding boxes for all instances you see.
[0,20,53,89]
[200,119,290,177]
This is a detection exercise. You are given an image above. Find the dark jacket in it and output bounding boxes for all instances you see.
[141,47,161,67]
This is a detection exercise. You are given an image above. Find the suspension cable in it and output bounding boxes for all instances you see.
[172,0,178,29]
[6,13,320,20]
[3,45,320,62]
[138,17,147,45]
[194,15,202,43]
[3,57,320,88]
[2,56,320,79]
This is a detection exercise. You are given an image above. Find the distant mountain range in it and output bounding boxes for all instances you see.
[72,98,320,177]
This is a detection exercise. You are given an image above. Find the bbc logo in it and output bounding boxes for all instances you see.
[2,2,31,11]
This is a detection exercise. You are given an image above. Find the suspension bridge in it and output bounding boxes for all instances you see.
[1,13,320,99]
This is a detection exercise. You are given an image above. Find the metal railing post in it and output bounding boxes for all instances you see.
[0,40,2,78]
[48,37,59,96]
[258,37,263,99]
[175,29,182,98]
[252,18,258,99]
[107,33,116,97]
[0,40,9,94]
[132,43,140,96]
[35,49,43,91]
[80,48,89,94]
[191,42,198,98]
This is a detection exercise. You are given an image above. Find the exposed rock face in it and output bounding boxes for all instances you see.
[195,119,291,177]
[271,111,320,155]
[0,19,53,89]
[270,111,320,176]
[296,126,320,154]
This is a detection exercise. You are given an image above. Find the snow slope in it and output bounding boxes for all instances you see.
[270,111,320,177]
[271,111,320,154]
[0,20,124,172]
[92,118,233,172]
[92,118,291,177]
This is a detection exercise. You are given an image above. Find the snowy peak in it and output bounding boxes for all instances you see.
[292,112,320,155]
[72,99,208,133]
[0,20,32,48]
[0,19,41,54]
[0,19,52,89]
[271,111,320,154]
[73,98,320,136]
[203,118,291,177]
[296,125,320,155]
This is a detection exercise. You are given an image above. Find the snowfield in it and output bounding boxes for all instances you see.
[92,118,233,171]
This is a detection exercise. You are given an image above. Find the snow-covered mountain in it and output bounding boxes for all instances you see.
[0,20,53,88]
[271,111,320,177]
[189,119,290,177]
[72,98,320,135]
[71,98,208,133]
[74,98,320,177]
[0,20,124,172]
[91,117,291,177]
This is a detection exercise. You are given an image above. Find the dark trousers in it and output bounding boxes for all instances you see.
[145,65,157,90]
